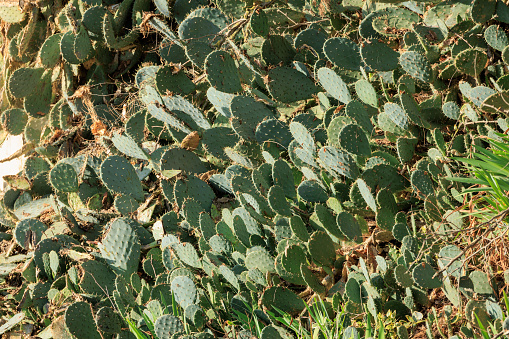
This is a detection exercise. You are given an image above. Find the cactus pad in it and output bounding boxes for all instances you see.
[323,37,361,71]
[455,48,488,78]
[484,25,509,51]
[155,315,185,338]
[64,301,102,339]
[171,275,197,309]
[307,231,336,267]
[355,80,378,108]
[400,51,433,83]
[318,67,351,104]
[156,65,195,96]
[99,218,141,277]
[250,8,269,36]
[95,307,122,335]
[49,162,79,192]
[100,155,145,202]
[361,40,399,72]
[8,67,44,98]
[319,146,360,180]
[14,218,46,250]
[267,66,319,103]
[1,108,28,135]
[339,124,371,158]
[412,262,442,289]
[205,51,242,93]
[337,211,362,243]
[261,286,305,316]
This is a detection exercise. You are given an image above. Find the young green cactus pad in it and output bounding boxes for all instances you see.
[268,185,292,216]
[59,32,80,65]
[397,137,418,164]
[185,40,214,68]
[307,231,336,268]
[102,12,140,50]
[24,71,52,118]
[295,28,327,59]
[218,264,240,291]
[394,265,414,288]
[172,241,202,268]
[345,100,374,135]
[442,101,461,120]
[290,215,310,242]
[179,16,219,43]
[73,24,93,62]
[111,132,150,161]
[400,92,431,129]
[300,263,326,295]
[79,260,117,297]
[438,245,465,278]
[114,195,140,215]
[173,175,215,211]
[261,35,296,66]
[355,80,378,108]
[297,180,328,203]
[245,247,275,274]
[315,204,342,240]
[484,25,509,51]
[384,102,409,130]
[164,146,207,173]
[255,118,293,149]
[0,2,25,23]
[337,211,362,243]
[470,0,496,23]
[411,169,435,198]
[230,95,274,140]
[339,124,371,158]
[260,325,284,339]
[371,7,419,37]
[281,243,305,270]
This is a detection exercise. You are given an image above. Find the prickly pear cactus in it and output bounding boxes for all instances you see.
[0,0,508,337]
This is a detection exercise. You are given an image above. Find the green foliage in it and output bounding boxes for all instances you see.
[2,0,509,338]
[453,132,509,221]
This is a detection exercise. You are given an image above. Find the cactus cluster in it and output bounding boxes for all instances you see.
[1,0,509,338]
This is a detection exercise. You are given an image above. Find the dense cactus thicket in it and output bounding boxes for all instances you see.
[2,0,509,337]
